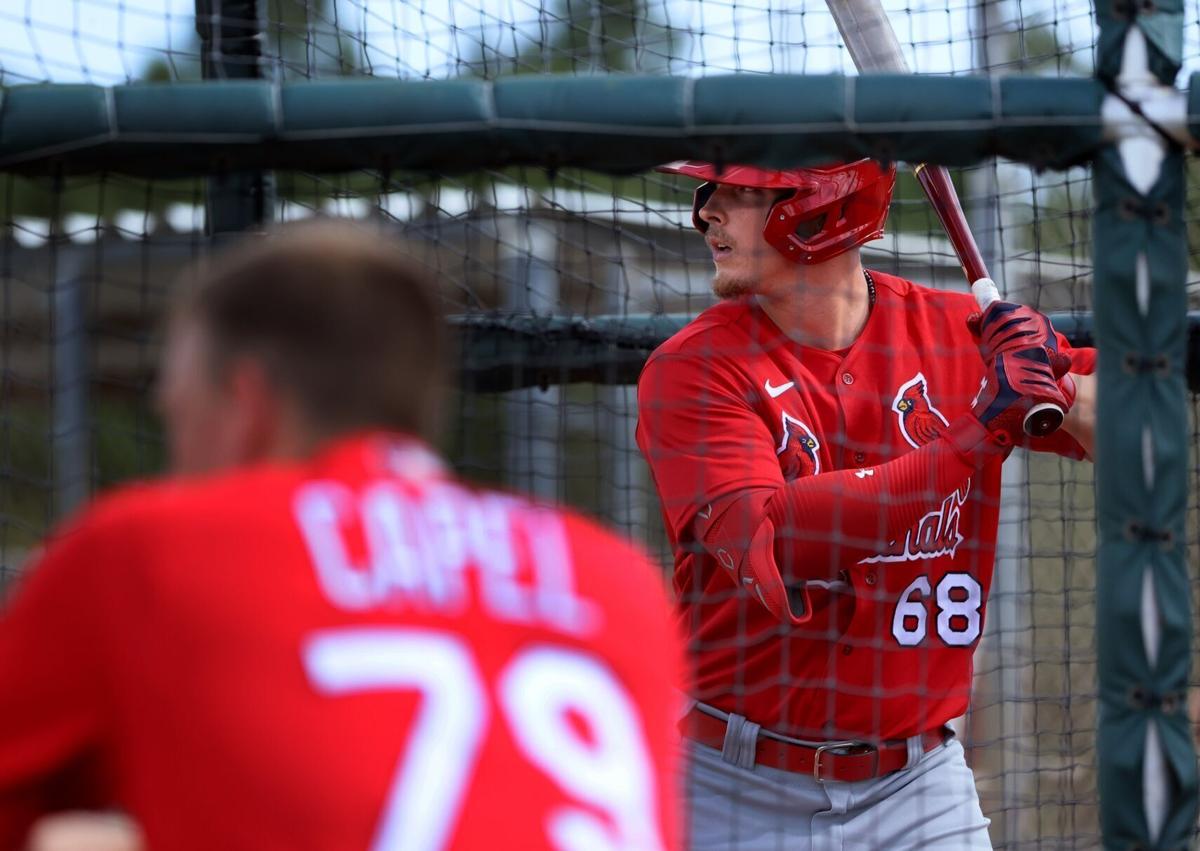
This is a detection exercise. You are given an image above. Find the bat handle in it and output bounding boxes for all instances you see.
[1023,402,1065,438]
[970,277,1000,311]
[969,277,1065,438]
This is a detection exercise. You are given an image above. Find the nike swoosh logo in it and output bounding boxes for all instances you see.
[764,379,795,399]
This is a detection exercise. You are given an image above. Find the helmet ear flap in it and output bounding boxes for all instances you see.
[692,182,717,233]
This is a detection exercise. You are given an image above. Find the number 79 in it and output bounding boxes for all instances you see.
[303,628,666,851]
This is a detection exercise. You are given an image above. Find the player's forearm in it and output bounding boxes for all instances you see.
[693,416,1001,623]
[1059,372,1095,460]
[764,419,985,580]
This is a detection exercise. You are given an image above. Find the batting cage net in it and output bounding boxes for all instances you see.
[2,0,1199,848]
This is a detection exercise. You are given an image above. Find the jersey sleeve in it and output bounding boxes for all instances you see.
[635,346,784,543]
[0,513,116,848]
[699,419,986,622]
[1022,333,1096,460]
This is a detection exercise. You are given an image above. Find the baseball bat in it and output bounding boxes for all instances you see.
[826,0,1064,437]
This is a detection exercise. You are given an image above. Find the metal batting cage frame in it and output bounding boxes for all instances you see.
[2,0,1199,846]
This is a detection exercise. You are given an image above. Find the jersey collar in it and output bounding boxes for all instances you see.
[313,431,447,483]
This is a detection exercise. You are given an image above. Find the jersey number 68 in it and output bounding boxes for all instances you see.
[891,572,983,647]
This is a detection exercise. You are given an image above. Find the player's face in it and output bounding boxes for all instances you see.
[157,319,258,475]
[696,184,795,299]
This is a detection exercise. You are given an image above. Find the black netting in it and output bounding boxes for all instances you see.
[3,1,1200,846]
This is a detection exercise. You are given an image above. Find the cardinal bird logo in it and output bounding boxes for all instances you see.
[777,413,821,480]
[892,373,949,449]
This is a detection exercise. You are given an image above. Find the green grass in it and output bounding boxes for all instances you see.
[0,396,165,556]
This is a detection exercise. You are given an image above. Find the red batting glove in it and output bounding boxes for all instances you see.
[967,300,1057,358]
[967,300,1074,398]
[971,348,1071,448]
[713,516,810,624]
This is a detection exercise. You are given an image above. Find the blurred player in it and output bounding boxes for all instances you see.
[637,161,1097,849]
[0,221,683,851]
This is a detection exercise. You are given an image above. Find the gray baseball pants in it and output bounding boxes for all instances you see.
[683,711,992,850]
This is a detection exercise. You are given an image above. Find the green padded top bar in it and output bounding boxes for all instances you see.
[0,74,1108,176]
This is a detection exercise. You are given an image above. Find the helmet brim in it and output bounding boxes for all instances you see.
[655,160,849,189]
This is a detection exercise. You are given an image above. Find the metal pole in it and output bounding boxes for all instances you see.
[502,212,562,502]
[601,250,645,539]
[965,0,1033,844]
[51,247,88,517]
[196,0,274,235]
[988,451,1033,844]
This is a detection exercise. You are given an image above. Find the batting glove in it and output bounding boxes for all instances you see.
[967,300,1074,392]
[971,347,1071,447]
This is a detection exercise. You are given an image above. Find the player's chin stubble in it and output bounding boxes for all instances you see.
[712,270,754,299]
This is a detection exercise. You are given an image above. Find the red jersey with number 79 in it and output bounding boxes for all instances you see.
[0,434,682,851]
[636,271,1092,742]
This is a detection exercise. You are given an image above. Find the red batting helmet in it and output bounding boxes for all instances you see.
[656,160,896,265]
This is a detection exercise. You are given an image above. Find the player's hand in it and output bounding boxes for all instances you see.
[25,812,144,851]
[971,348,1071,447]
[967,300,1073,387]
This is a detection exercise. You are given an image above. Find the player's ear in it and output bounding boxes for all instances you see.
[225,356,285,466]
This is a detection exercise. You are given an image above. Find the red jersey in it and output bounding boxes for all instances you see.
[636,272,1092,742]
[0,434,682,851]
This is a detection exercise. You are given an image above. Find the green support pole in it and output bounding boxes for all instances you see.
[1093,0,1196,843]
[196,0,273,234]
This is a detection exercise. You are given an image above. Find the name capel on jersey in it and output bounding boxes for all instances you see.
[292,458,601,637]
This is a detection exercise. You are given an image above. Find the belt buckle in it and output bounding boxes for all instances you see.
[811,740,876,782]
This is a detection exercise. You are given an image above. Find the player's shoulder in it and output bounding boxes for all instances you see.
[552,504,673,622]
[639,300,761,396]
[462,479,645,559]
[873,270,975,309]
[484,484,660,573]
[871,270,977,319]
[645,299,754,364]
[459,480,669,608]
[555,504,651,561]
[61,462,300,544]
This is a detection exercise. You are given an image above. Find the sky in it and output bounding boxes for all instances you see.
[4,0,1184,87]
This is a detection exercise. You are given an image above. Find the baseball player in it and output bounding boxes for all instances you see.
[637,160,1096,849]
[0,222,683,851]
